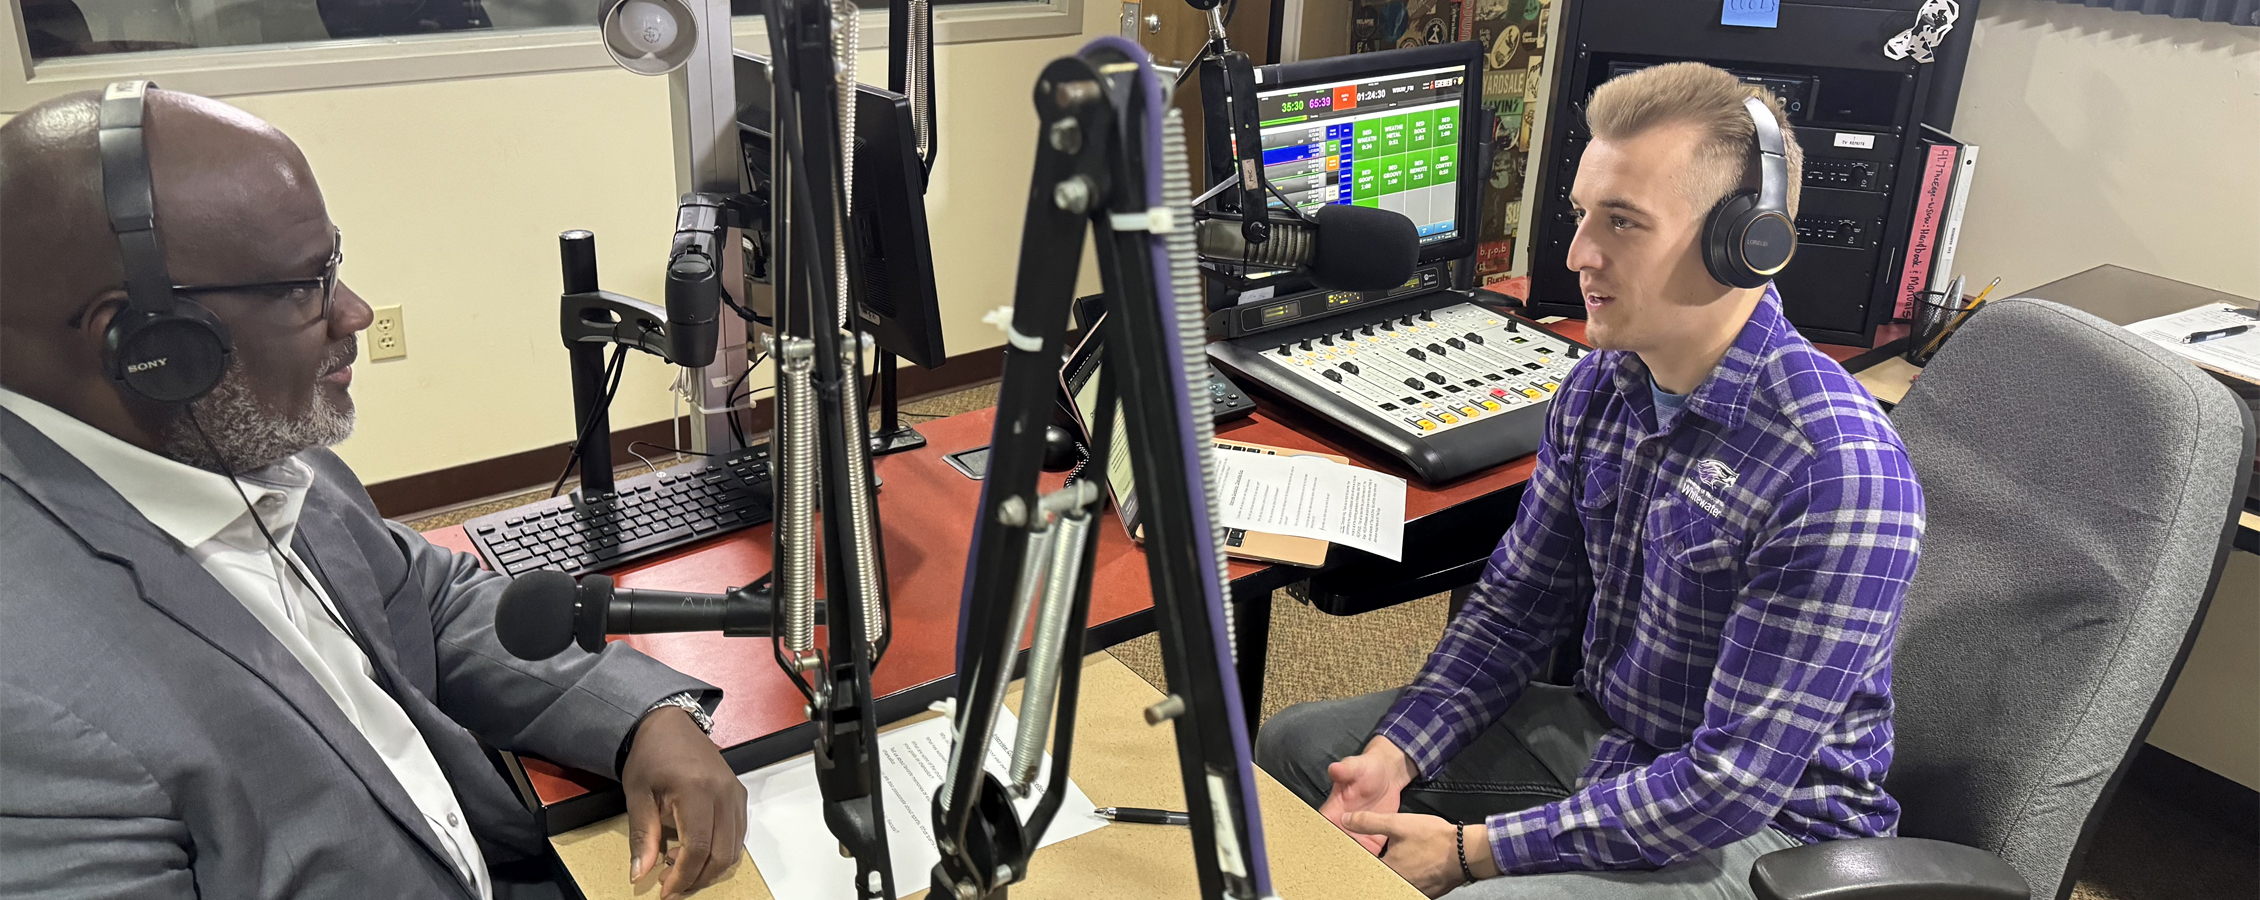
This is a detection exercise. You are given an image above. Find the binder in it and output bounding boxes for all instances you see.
[1893,132,1962,319]
[1928,136,1981,298]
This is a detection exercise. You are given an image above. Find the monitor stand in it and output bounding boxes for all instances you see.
[868,350,928,455]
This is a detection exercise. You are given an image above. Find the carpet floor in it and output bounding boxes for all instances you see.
[405,383,2257,899]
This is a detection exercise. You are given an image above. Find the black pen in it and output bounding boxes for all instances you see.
[1094,806,1191,826]
[2183,324,2251,344]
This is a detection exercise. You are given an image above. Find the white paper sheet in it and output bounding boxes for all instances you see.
[738,709,1106,900]
[2126,303,2260,382]
[1212,450,1407,561]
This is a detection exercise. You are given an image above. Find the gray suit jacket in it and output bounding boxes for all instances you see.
[0,407,716,898]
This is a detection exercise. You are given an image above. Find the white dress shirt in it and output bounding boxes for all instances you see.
[0,388,491,898]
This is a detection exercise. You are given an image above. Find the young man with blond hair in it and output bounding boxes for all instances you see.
[1255,61,1925,899]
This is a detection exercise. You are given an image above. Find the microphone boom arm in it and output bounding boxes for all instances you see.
[935,38,1277,900]
[763,0,899,895]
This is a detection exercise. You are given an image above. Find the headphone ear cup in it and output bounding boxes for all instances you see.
[1739,210,1797,282]
[1703,191,1766,290]
[105,300,233,404]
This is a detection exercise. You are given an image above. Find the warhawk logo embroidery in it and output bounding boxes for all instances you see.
[1680,459,1737,518]
[1696,459,1738,491]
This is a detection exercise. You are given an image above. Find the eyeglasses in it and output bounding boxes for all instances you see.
[172,228,345,328]
[71,228,345,329]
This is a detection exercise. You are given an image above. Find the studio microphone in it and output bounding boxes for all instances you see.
[495,571,818,660]
[1195,203,1420,292]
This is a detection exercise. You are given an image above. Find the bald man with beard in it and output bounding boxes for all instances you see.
[0,87,745,899]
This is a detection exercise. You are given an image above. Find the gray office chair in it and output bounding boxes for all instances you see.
[1750,298,2256,900]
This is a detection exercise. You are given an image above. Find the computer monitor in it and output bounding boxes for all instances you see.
[1203,42,1485,307]
[734,51,946,369]
[1251,44,1482,249]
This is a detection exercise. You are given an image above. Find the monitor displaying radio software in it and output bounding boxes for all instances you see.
[1252,44,1481,249]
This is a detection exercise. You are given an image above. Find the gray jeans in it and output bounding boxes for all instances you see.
[1255,687,1799,900]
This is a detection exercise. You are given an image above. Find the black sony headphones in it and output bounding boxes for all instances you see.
[98,80,232,404]
[1701,95,1797,290]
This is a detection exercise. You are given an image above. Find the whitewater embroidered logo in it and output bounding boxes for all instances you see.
[1679,459,1737,518]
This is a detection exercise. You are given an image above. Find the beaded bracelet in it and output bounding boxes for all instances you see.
[1455,823,1477,883]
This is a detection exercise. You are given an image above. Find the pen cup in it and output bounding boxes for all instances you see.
[1905,290,1977,366]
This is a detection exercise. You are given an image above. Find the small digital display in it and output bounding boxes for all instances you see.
[1255,65,1467,245]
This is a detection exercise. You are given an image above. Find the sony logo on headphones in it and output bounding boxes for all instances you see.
[125,358,169,374]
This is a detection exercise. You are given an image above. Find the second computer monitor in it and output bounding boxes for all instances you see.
[734,51,946,369]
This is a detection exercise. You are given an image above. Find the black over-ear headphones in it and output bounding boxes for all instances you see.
[1701,95,1797,290]
[98,80,232,404]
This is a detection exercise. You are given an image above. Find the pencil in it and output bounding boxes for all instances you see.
[1968,276,2003,305]
[1918,276,2004,361]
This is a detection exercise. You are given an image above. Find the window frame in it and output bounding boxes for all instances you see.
[2,0,1083,113]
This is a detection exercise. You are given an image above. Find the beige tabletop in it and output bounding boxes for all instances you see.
[1854,356,1921,406]
[553,653,1423,900]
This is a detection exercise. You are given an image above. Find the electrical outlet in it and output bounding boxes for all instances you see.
[370,305,407,361]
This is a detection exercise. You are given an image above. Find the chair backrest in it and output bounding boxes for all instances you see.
[1885,297,2254,900]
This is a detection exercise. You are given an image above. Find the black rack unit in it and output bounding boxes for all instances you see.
[1525,0,1977,346]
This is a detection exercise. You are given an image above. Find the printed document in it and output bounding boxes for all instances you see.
[1213,450,1407,561]
[2126,303,2260,384]
[739,709,1106,900]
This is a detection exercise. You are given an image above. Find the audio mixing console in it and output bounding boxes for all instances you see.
[1209,291,1586,483]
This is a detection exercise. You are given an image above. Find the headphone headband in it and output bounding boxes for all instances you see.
[98,80,175,317]
[96,79,232,405]
[1743,95,1788,215]
[1699,93,1797,289]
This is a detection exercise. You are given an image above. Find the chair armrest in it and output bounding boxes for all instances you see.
[1748,837,2030,900]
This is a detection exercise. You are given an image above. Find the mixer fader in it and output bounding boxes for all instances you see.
[1209,294,1588,484]
[1267,303,1579,436]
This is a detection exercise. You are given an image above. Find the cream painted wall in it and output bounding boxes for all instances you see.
[225,70,683,487]
[1949,1,2260,788]
[1949,0,2260,300]
[198,6,1115,487]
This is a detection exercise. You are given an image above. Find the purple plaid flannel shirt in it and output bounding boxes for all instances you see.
[1375,287,1924,874]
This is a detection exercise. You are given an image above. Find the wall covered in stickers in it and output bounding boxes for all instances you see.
[1349,0,1552,284]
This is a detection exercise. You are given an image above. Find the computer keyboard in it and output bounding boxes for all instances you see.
[465,444,775,578]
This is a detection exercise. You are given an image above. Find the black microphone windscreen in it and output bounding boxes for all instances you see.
[1307,204,1420,292]
[496,570,580,660]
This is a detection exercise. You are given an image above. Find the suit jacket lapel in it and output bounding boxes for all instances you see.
[0,411,471,894]
[294,499,549,862]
